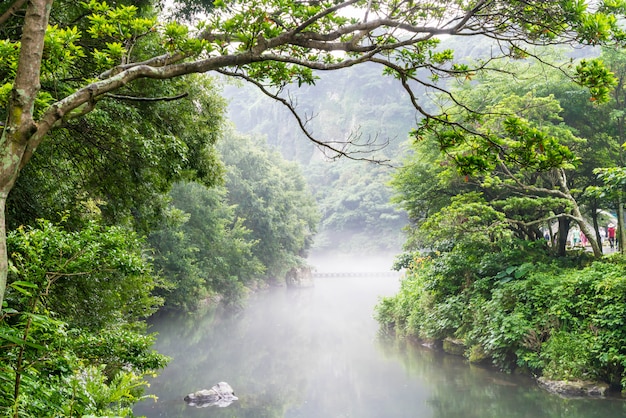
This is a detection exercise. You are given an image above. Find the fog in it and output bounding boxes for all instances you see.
[307,251,399,274]
[134,264,626,418]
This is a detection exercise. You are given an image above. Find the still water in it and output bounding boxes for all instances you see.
[134,271,626,417]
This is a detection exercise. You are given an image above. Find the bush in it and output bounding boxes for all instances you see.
[376,248,626,389]
[0,220,168,417]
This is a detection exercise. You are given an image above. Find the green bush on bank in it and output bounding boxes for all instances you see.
[376,250,626,390]
[0,220,169,417]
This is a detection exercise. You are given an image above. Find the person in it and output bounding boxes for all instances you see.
[608,223,616,249]
[580,231,588,247]
[572,228,581,247]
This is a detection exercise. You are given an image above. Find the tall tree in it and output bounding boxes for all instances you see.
[395,54,622,257]
[6,74,226,233]
[1,0,625,307]
[219,130,319,281]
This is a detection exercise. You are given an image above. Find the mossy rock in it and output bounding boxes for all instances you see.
[537,377,609,397]
[468,344,490,363]
[442,337,465,356]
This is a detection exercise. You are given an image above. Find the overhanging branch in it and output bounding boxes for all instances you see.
[105,92,189,102]
[0,0,27,27]
[216,68,390,164]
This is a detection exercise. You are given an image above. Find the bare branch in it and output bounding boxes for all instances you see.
[216,68,390,164]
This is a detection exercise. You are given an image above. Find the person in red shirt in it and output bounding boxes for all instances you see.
[608,223,616,249]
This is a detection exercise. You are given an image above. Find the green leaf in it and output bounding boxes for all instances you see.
[10,280,38,289]
[0,332,45,350]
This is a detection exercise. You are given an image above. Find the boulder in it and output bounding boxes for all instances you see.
[184,382,238,408]
[442,337,465,356]
[285,266,314,288]
[537,377,609,398]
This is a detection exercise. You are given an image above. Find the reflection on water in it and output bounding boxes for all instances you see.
[134,275,626,418]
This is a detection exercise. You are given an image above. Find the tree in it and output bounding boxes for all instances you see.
[5,74,227,233]
[1,220,168,416]
[1,0,625,308]
[578,48,626,253]
[150,181,264,308]
[218,130,319,281]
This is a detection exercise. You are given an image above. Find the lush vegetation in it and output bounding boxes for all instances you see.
[1,220,169,417]
[377,48,626,391]
[149,130,318,311]
[224,63,411,253]
[2,0,626,416]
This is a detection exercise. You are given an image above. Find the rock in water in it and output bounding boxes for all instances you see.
[184,382,238,408]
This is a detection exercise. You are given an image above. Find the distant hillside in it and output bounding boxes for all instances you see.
[223,61,418,163]
[222,62,415,254]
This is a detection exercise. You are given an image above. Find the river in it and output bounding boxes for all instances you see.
[133,257,626,418]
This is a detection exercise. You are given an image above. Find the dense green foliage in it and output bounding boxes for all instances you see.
[7,74,227,234]
[379,48,626,391]
[377,247,626,389]
[219,131,319,281]
[0,221,168,417]
[148,131,318,311]
[149,182,264,310]
[4,0,626,414]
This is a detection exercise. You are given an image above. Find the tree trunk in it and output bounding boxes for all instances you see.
[0,0,51,309]
[591,204,603,255]
[0,194,6,310]
[568,195,602,257]
[556,217,570,257]
[555,169,603,257]
[576,217,603,257]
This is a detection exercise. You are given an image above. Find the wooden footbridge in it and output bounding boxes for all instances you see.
[311,271,401,278]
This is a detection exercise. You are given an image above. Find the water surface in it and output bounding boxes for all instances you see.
[134,272,626,417]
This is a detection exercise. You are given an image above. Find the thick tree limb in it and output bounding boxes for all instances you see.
[498,163,603,256]
[105,92,189,102]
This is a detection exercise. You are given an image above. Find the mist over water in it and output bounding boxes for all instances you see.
[307,252,399,273]
[134,255,626,418]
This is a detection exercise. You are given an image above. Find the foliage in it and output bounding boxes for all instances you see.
[150,181,264,309]
[424,88,582,177]
[0,317,165,417]
[218,131,319,281]
[149,130,319,309]
[0,219,168,417]
[7,74,227,234]
[377,248,626,389]
[574,59,618,103]
[5,219,162,329]
[419,192,510,250]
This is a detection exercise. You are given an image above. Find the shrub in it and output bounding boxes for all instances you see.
[0,220,168,416]
[376,248,626,389]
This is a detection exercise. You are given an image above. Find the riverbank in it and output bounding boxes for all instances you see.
[375,251,626,397]
[397,335,617,398]
[437,337,613,398]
